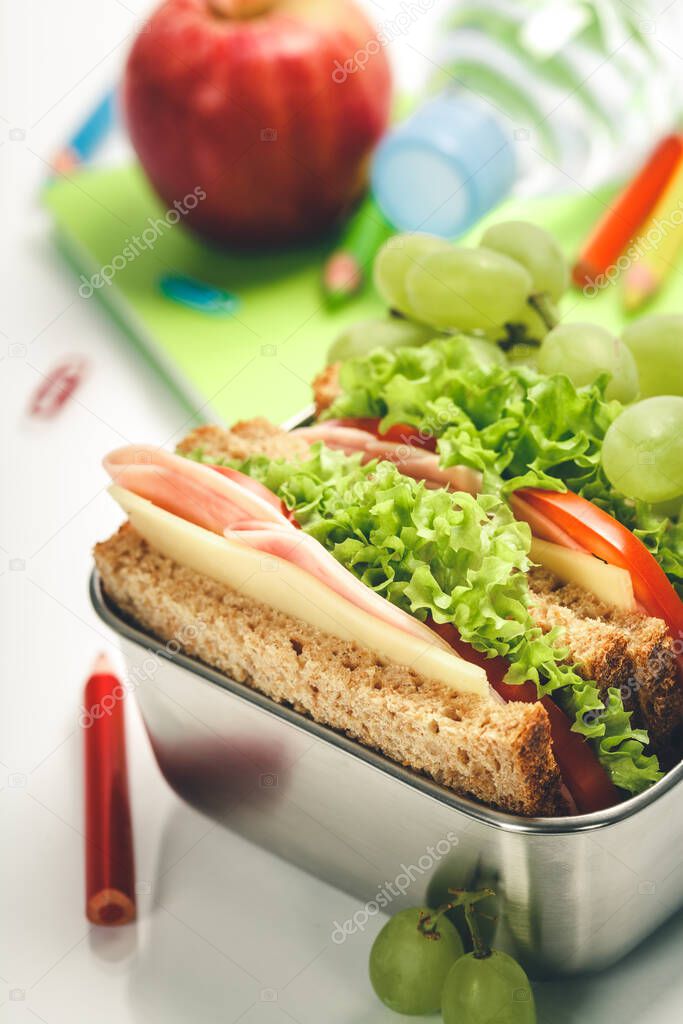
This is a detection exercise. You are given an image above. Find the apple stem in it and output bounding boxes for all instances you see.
[208,0,276,17]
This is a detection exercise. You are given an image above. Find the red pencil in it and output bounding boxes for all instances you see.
[83,653,136,926]
[572,134,683,288]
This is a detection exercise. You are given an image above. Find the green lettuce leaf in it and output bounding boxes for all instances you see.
[329,335,620,493]
[186,441,661,796]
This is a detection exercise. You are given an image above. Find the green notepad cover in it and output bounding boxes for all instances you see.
[44,164,683,425]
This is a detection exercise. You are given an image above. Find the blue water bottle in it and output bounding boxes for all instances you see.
[371,92,516,238]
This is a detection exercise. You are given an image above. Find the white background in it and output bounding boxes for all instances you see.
[2,1,683,1022]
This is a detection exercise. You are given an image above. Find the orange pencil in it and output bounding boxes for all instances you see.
[573,134,683,288]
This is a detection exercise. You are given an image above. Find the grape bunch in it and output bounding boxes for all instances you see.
[327,220,683,516]
[374,220,567,345]
[369,889,536,1022]
[328,221,568,365]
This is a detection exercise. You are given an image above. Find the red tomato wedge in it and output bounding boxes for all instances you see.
[519,488,683,645]
[208,464,299,526]
[429,620,621,814]
[325,418,437,452]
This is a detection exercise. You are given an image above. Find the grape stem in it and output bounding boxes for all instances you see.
[498,322,539,352]
[527,291,559,332]
[442,888,497,959]
[417,908,448,941]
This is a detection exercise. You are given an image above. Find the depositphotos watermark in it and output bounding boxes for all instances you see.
[584,199,683,297]
[331,831,459,943]
[332,0,435,83]
[78,186,206,298]
[78,620,205,728]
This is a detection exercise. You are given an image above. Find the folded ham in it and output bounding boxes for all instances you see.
[293,423,483,493]
[103,445,454,654]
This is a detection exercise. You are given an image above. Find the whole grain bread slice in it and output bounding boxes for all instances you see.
[178,417,311,463]
[95,524,565,816]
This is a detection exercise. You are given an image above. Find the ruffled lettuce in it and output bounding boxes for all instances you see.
[327,334,619,493]
[186,441,661,795]
[326,335,683,595]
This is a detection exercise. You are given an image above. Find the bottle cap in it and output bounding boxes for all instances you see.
[371,92,516,237]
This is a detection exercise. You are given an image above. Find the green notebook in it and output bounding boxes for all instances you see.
[45,164,683,425]
[45,165,388,425]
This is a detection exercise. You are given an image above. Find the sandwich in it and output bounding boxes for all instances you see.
[94,381,682,817]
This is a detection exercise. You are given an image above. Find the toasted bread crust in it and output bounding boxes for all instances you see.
[177,417,311,463]
[95,524,565,816]
[311,363,341,415]
[529,567,683,764]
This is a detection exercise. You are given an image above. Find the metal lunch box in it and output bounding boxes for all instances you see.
[90,405,683,978]
[90,572,683,979]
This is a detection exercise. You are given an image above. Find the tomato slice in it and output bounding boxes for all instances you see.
[325,417,437,452]
[520,488,683,644]
[208,464,299,526]
[429,620,621,814]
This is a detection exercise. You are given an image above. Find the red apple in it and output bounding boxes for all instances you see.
[124,0,392,247]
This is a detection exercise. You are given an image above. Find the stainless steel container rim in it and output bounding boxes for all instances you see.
[90,568,683,837]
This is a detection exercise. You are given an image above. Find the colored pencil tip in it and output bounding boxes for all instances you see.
[51,148,78,177]
[90,652,116,678]
[87,888,136,926]
[322,252,363,298]
[571,259,595,290]
[622,265,658,312]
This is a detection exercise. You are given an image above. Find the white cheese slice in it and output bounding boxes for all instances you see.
[530,537,636,611]
[110,486,489,697]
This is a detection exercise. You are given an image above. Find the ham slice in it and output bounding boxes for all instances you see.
[293,424,483,494]
[103,445,454,655]
[104,446,292,535]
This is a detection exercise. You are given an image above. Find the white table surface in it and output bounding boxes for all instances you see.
[2,2,683,1021]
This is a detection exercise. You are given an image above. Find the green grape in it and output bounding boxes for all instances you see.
[442,950,536,1024]
[480,220,569,302]
[374,233,452,317]
[326,317,437,364]
[650,496,682,520]
[405,247,532,333]
[621,315,683,398]
[537,322,639,402]
[602,396,683,504]
[369,906,464,1015]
